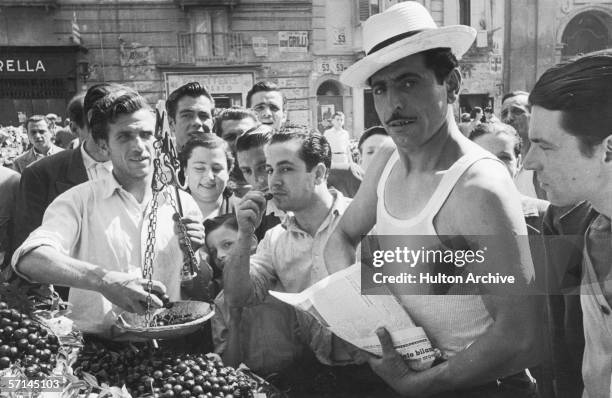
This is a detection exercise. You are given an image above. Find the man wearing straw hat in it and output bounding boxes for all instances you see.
[324,2,540,396]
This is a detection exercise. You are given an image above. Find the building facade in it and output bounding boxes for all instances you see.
[2,0,609,133]
[505,0,612,94]
[0,0,315,127]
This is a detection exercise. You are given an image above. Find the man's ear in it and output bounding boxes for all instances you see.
[168,117,176,132]
[96,138,109,153]
[515,153,523,178]
[603,134,612,163]
[445,69,462,104]
[313,162,327,185]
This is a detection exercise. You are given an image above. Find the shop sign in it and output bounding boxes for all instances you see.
[166,73,254,96]
[0,59,46,73]
[279,31,309,53]
[287,110,309,126]
[316,59,351,75]
[252,37,268,57]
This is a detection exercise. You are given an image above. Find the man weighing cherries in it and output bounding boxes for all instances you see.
[11,87,208,340]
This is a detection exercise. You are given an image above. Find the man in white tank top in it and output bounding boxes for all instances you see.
[324,2,541,396]
[523,51,612,398]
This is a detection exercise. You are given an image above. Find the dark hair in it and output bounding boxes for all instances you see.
[236,124,274,153]
[66,93,85,129]
[89,90,151,142]
[484,106,493,113]
[166,82,215,120]
[204,213,239,273]
[332,111,345,118]
[469,122,522,157]
[212,107,258,138]
[529,50,612,156]
[85,83,136,128]
[246,81,285,108]
[470,107,483,119]
[422,48,459,84]
[179,135,234,172]
[26,115,51,131]
[358,126,388,151]
[269,129,332,172]
[502,90,530,104]
[460,113,471,122]
[204,213,239,238]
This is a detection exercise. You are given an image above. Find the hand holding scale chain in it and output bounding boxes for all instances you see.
[141,110,198,324]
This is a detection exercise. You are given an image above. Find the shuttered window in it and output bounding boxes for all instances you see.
[0,79,66,99]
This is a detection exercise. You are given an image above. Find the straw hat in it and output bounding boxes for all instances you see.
[340,1,476,88]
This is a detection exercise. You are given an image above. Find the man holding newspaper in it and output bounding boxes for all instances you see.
[323,2,541,397]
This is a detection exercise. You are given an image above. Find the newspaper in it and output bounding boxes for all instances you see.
[269,263,436,371]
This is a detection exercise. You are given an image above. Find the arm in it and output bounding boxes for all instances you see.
[223,191,276,307]
[366,161,542,395]
[324,142,395,273]
[12,190,165,313]
[13,164,47,248]
[17,247,165,313]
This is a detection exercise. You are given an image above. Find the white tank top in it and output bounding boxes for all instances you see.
[375,149,497,356]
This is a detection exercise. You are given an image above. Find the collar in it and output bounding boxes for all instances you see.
[31,145,54,157]
[521,195,543,218]
[281,189,347,235]
[101,173,125,199]
[101,173,159,207]
[80,143,112,172]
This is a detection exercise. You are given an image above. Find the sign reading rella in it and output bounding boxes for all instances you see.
[0,59,46,73]
[278,31,309,53]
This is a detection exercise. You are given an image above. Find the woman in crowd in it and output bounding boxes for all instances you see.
[179,135,234,220]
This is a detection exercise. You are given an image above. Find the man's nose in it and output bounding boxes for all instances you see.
[259,106,272,118]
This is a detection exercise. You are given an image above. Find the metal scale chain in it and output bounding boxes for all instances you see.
[141,110,198,325]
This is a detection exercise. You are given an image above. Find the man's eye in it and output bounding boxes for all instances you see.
[212,166,224,174]
[223,134,237,142]
[402,80,414,89]
[270,106,280,112]
[241,168,252,176]
[266,168,273,175]
[223,242,234,249]
[372,86,384,95]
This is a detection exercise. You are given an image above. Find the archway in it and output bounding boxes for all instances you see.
[561,10,612,59]
[316,80,343,133]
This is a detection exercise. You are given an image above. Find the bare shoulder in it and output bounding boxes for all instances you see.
[449,157,525,235]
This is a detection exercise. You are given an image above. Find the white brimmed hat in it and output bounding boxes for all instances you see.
[340,1,476,88]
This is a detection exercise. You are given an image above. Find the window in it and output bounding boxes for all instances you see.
[459,0,471,26]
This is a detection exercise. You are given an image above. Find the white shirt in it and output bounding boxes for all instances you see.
[12,175,203,337]
[80,144,112,180]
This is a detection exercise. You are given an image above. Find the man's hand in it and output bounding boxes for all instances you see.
[98,271,166,314]
[174,214,205,251]
[235,191,267,235]
[360,327,423,397]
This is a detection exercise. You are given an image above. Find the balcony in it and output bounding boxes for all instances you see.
[178,32,248,65]
[0,0,57,8]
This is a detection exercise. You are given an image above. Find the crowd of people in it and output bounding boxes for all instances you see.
[0,2,610,397]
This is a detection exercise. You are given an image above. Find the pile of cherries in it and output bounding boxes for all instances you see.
[0,301,60,377]
[148,313,196,328]
[74,343,259,398]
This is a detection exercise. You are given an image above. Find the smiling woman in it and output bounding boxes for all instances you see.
[179,136,235,220]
